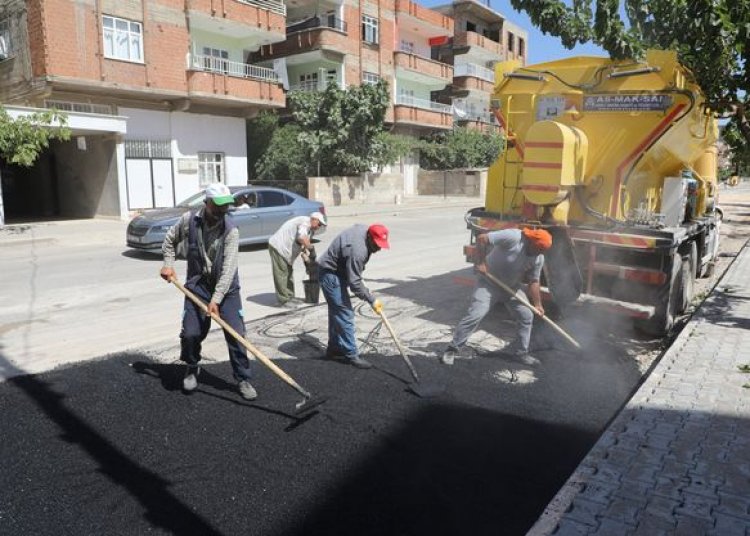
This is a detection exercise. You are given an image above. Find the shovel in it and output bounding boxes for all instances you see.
[170,278,327,415]
[377,308,444,398]
[481,271,581,350]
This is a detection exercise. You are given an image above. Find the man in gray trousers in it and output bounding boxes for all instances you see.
[442,227,552,366]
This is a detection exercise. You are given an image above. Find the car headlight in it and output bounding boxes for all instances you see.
[150,224,173,233]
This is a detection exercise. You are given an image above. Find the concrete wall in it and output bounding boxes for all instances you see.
[308,173,404,206]
[417,168,487,197]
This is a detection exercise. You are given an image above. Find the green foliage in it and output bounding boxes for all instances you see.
[371,132,417,170]
[419,128,505,170]
[246,111,279,181]
[289,80,390,176]
[722,122,750,176]
[509,0,750,169]
[0,107,71,166]
[254,123,308,181]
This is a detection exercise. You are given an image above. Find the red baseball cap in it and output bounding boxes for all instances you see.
[367,224,390,249]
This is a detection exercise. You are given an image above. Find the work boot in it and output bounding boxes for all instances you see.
[516,352,540,366]
[440,346,458,366]
[348,356,373,369]
[238,380,258,401]
[183,366,200,392]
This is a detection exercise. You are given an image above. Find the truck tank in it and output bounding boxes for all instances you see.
[466,50,721,335]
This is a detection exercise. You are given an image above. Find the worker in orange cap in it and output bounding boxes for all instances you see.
[441,227,553,366]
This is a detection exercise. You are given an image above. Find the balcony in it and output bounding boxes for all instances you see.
[453,31,503,59]
[455,112,498,132]
[254,21,349,61]
[187,53,285,107]
[286,15,347,35]
[395,0,453,33]
[288,80,344,92]
[394,51,453,84]
[393,95,452,129]
[187,0,286,40]
[453,63,495,93]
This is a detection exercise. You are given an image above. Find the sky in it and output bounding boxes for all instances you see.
[423,0,607,64]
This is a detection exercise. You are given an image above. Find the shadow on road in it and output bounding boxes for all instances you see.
[0,351,224,535]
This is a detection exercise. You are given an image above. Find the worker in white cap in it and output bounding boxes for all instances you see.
[268,211,327,307]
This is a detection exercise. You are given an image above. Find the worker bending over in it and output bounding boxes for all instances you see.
[441,228,552,366]
[268,211,327,307]
[316,224,389,369]
[160,183,257,401]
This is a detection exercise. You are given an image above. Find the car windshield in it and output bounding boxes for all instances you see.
[176,191,207,208]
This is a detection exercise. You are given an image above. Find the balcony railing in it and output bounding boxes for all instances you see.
[288,80,343,92]
[454,63,495,83]
[236,0,286,16]
[395,95,451,114]
[455,111,496,124]
[287,15,347,34]
[189,53,280,83]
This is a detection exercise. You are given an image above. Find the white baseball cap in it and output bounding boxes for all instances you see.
[204,183,234,206]
[310,211,327,226]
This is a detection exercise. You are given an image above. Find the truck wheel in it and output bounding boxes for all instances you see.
[634,254,682,336]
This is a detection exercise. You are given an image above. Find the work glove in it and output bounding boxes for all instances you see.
[372,299,383,315]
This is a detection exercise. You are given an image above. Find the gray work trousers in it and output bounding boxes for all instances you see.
[450,279,534,352]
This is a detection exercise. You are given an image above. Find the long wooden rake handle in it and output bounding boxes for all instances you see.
[378,309,420,382]
[482,271,581,350]
[170,278,311,398]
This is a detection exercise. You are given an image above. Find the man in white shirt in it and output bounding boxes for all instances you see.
[268,211,326,306]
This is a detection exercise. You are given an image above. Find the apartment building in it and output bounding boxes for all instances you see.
[435,0,527,131]
[0,0,287,221]
[254,0,454,133]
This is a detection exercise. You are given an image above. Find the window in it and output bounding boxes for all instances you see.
[362,15,379,45]
[258,190,291,208]
[466,21,476,33]
[519,37,526,57]
[202,47,229,73]
[400,40,414,54]
[198,153,224,187]
[0,18,12,60]
[299,72,318,91]
[103,15,143,62]
[362,71,380,85]
[507,32,515,53]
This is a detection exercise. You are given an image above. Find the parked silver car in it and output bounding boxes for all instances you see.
[126,186,325,252]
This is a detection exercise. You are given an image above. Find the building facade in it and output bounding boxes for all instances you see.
[0,0,529,221]
[1,0,286,221]
[434,0,527,132]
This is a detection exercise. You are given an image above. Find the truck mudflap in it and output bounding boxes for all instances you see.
[545,227,584,308]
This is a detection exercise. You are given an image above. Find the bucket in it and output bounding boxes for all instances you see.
[303,280,320,304]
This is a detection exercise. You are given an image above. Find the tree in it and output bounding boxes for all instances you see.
[288,80,390,176]
[254,123,309,181]
[510,0,750,169]
[246,111,279,181]
[419,128,505,170]
[0,107,71,226]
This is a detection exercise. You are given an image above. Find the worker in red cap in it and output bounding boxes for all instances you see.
[315,224,389,368]
[441,227,552,366]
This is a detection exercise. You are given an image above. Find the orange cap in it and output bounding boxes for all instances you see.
[522,228,553,251]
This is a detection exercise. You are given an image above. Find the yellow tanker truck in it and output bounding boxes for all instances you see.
[465,50,721,335]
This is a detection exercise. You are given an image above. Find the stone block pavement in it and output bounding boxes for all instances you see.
[530,242,750,536]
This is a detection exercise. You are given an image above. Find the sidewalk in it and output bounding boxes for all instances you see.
[531,243,750,535]
[0,195,480,249]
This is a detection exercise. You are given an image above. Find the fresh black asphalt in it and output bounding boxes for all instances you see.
[0,321,643,536]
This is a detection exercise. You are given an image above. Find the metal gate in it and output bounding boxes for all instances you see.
[125,140,174,210]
